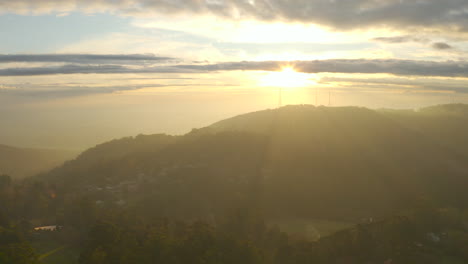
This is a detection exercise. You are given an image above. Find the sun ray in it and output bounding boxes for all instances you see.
[259,67,317,88]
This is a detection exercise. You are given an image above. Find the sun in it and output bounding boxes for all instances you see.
[260,67,316,88]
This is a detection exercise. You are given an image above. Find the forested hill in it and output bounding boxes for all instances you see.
[380,104,468,157]
[40,105,468,221]
[0,144,77,178]
[206,104,468,158]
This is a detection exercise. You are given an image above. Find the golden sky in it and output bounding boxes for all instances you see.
[1,1,468,149]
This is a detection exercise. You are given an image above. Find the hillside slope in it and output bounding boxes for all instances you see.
[40,105,468,221]
[0,144,77,178]
[380,104,468,157]
[201,105,468,217]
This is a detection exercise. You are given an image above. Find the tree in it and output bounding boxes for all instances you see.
[0,175,11,188]
[0,227,39,264]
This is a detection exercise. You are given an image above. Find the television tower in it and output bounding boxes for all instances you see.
[315,87,319,106]
[278,86,282,108]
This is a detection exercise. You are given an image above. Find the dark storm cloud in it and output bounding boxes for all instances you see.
[432,42,454,50]
[2,0,468,31]
[3,59,468,78]
[0,54,175,64]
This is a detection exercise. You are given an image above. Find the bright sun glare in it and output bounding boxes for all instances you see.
[260,67,316,88]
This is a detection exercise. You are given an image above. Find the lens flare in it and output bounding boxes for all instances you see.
[260,67,316,88]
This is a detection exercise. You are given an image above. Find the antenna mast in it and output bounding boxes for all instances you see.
[278,86,282,108]
[315,87,318,106]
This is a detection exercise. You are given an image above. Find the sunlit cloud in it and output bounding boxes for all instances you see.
[177,59,468,78]
[3,0,468,35]
[3,57,468,79]
[259,67,317,88]
[319,75,468,94]
[131,15,374,44]
[0,54,175,64]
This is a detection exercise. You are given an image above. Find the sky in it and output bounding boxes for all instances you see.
[1,0,468,150]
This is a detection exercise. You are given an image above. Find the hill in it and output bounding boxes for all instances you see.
[39,105,468,222]
[0,144,78,178]
[199,105,468,217]
[380,104,468,157]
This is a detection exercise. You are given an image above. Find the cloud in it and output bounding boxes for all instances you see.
[179,59,468,78]
[432,42,454,50]
[0,81,240,98]
[0,83,196,98]
[3,58,468,78]
[373,35,429,44]
[0,64,195,76]
[319,76,468,94]
[2,0,468,32]
[373,38,458,53]
[0,84,158,97]
[0,54,175,64]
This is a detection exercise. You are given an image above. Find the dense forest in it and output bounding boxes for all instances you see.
[2,104,468,263]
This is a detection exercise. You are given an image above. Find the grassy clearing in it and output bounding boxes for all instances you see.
[40,246,79,264]
[32,238,79,264]
[32,239,60,256]
[39,246,67,261]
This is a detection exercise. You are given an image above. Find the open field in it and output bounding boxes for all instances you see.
[32,239,79,264]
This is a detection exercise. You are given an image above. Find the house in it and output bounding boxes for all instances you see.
[426,232,441,243]
[34,225,60,231]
